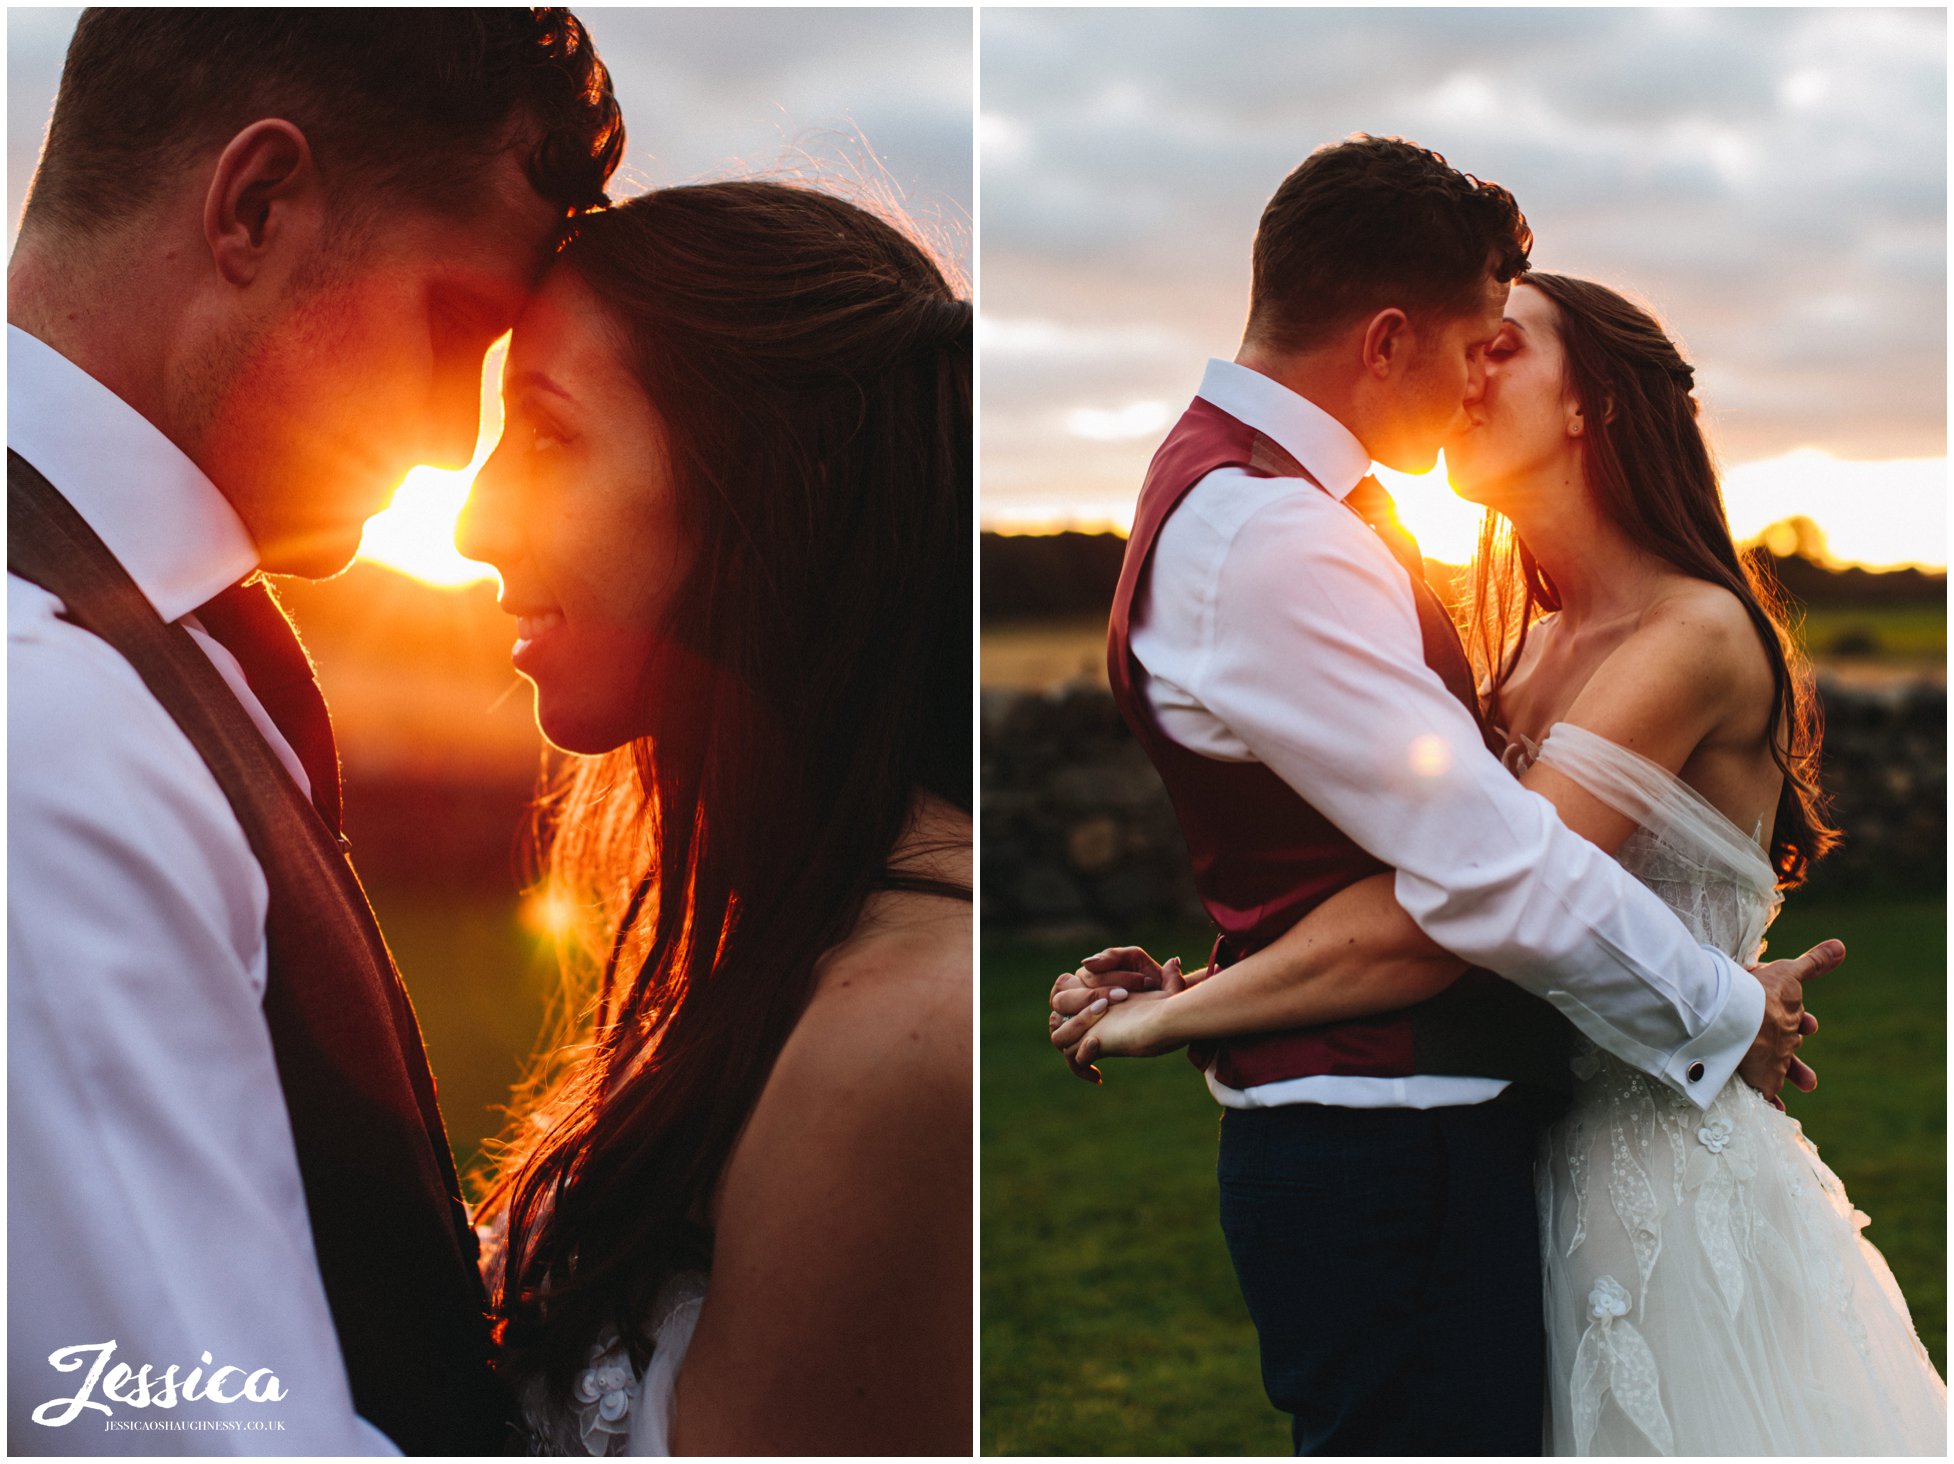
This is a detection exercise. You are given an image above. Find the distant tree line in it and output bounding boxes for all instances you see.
[981,527,1946,627]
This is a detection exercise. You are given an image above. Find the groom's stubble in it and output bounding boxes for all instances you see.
[183,159,561,579]
[174,240,399,577]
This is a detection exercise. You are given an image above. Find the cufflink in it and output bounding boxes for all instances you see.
[1687,1061,1705,1082]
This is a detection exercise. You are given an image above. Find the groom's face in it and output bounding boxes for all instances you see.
[197,149,565,577]
[1381,272,1510,473]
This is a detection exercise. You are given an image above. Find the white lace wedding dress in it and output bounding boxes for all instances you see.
[1520,723,1945,1455]
[515,1270,709,1455]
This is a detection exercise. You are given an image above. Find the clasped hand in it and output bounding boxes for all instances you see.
[1050,938,1846,1100]
[1047,946,1201,1083]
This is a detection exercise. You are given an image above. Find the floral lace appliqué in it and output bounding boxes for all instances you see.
[1571,1275,1675,1454]
[1684,1106,1757,1318]
[1606,1104,1663,1302]
[572,1332,641,1456]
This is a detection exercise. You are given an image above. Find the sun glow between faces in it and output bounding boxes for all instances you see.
[354,336,511,589]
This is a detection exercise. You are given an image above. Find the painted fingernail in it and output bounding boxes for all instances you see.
[1089,998,1108,1014]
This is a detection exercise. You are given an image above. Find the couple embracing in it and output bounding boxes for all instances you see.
[1050,135,1942,1454]
[11,10,970,1455]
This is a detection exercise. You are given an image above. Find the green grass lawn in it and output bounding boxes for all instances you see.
[980,898,1946,1455]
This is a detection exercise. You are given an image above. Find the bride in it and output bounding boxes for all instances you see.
[462,180,972,1454]
[1052,273,1944,1453]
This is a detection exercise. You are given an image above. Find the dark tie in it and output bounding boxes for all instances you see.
[192,577,343,835]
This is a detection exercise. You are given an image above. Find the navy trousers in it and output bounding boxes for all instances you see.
[1217,1094,1553,1456]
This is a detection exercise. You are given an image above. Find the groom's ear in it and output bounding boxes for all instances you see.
[1360,308,1412,378]
[203,119,326,288]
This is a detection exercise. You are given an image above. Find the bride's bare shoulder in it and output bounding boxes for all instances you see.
[721,796,971,1194]
[803,891,971,1068]
[739,889,971,1156]
[1644,578,1775,676]
[1635,577,1778,735]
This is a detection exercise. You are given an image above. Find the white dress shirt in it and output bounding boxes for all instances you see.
[8,325,398,1454]
[1132,358,1764,1113]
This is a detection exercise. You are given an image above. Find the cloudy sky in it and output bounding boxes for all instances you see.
[982,6,1946,566]
[8,8,972,268]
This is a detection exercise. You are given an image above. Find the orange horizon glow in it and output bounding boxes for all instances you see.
[354,335,510,589]
[983,449,1949,574]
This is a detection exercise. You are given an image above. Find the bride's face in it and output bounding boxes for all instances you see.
[1444,282,1585,512]
[458,266,687,754]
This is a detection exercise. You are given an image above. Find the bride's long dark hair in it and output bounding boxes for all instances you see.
[1463,272,1838,887]
[474,179,971,1397]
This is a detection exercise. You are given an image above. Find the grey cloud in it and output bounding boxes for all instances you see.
[983,5,1947,500]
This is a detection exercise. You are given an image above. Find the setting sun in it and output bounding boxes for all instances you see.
[357,466,496,588]
[1375,458,1486,567]
[355,336,510,589]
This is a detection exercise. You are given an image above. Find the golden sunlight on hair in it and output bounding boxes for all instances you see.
[355,335,511,588]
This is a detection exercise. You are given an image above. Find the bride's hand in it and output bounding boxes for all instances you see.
[1049,959,1185,1080]
[1049,945,1205,1082]
[1048,970,1129,1083]
[1068,988,1181,1064]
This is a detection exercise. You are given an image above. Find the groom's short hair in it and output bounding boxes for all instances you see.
[1246,135,1532,354]
[23,8,624,242]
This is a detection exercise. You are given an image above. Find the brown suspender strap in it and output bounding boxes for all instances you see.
[8,448,514,1453]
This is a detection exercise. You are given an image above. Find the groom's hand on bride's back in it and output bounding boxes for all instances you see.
[1738,939,1844,1108]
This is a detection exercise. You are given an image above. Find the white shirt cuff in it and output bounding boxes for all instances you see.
[1660,946,1764,1109]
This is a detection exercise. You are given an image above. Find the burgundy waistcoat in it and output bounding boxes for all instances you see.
[1106,399,1570,1094]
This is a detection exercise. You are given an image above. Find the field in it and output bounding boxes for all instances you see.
[980,898,1946,1455]
[370,889,562,1176]
[1798,602,1948,662]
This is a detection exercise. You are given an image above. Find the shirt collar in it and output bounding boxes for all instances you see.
[8,324,259,622]
[1194,357,1373,500]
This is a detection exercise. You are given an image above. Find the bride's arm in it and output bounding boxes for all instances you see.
[1060,605,1758,1063]
[671,922,970,1454]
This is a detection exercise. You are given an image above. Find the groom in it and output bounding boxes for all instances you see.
[8,11,619,1454]
[1069,136,1838,1454]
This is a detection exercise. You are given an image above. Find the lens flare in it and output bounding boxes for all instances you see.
[1408,734,1451,779]
[519,889,583,940]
